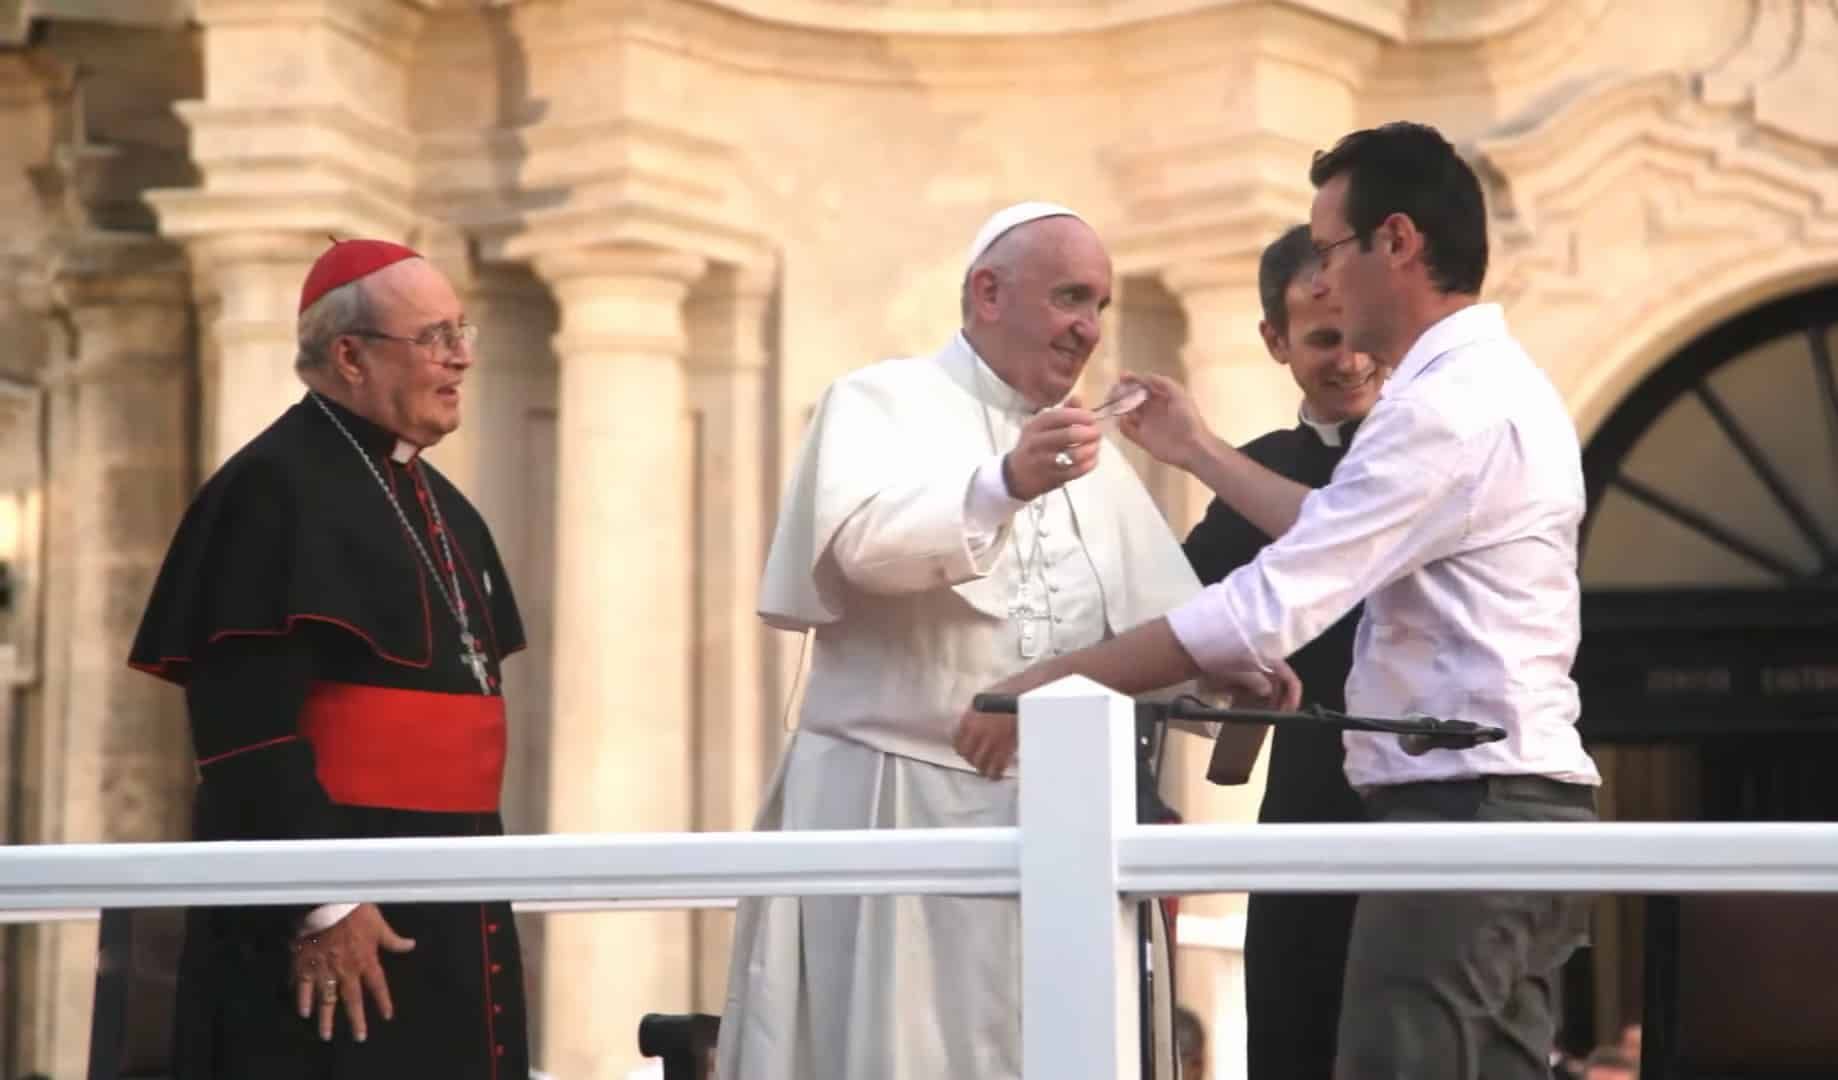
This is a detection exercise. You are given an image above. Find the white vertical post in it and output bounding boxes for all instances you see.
[1019,675,1140,1079]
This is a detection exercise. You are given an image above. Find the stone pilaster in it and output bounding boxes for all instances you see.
[146,0,424,468]
[1099,13,1381,1055]
[19,234,192,1080]
[531,242,708,1080]
[421,260,562,837]
[179,232,339,468]
[681,262,777,1009]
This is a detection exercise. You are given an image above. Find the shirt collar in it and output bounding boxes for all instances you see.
[1297,402,1348,448]
[308,392,421,463]
[1380,302,1506,399]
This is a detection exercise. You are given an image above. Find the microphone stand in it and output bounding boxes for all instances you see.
[967,693,1507,1078]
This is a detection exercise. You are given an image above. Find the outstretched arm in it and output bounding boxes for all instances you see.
[1119,372,1311,540]
[952,618,1299,779]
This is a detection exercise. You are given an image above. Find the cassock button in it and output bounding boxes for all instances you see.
[487,922,500,934]
[496,1045,506,1057]
[493,1004,504,1016]
[490,962,503,975]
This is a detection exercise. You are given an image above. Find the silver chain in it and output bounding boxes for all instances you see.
[309,392,472,639]
[974,364,1057,646]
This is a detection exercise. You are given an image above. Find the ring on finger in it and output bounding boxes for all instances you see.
[1053,450,1074,469]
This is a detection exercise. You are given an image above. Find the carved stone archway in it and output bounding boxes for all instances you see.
[1474,0,1838,439]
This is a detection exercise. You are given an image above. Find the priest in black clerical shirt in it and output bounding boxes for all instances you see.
[1181,224,1383,1080]
[130,239,528,1080]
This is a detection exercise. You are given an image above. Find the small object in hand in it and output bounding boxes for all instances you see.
[1092,382,1148,421]
[1053,451,1074,469]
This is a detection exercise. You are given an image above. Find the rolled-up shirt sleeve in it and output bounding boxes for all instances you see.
[1167,398,1474,674]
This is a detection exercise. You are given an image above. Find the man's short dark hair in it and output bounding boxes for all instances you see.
[1257,224,1318,338]
[1308,121,1489,295]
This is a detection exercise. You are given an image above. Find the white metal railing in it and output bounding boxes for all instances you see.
[3,675,1838,1078]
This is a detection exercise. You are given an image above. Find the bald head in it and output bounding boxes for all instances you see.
[962,214,1111,408]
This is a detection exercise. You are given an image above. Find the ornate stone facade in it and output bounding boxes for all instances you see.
[0,1,1833,1076]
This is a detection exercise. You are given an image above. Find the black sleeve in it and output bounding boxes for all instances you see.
[185,632,339,844]
[1182,496,1272,587]
[1180,433,1295,586]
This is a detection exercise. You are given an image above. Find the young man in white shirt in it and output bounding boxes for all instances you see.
[955,122,1601,1080]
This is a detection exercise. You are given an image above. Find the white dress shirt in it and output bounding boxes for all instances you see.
[1167,304,1600,790]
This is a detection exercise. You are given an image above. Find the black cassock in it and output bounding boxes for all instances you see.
[1183,419,1365,1080]
[130,393,530,1080]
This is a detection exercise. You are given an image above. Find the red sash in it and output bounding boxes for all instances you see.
[300,682,506,813]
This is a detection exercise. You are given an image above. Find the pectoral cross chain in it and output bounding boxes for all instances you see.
[1008,584,1051,659]
[460,631,491,694]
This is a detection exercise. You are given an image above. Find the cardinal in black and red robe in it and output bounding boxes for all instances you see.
[129,238,530,1080]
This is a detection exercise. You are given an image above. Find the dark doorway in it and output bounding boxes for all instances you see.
[1564,283,1838,1073]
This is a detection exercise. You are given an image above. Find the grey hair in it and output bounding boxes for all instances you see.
[294,277,376,373]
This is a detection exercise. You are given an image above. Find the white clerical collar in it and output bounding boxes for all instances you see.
[390,440,419,464]
[958,332,1040,417]
[1298,402,1345,448]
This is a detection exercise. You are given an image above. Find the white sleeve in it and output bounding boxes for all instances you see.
[965,454,1026,557]
[1166,398,1474,673]
[297,903,359,935]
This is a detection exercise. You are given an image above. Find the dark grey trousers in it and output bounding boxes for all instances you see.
[1332,775,1597,1080]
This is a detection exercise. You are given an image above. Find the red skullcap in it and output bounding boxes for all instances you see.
[298,238,422,313]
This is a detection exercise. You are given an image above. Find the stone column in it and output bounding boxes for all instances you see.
[146,0,427,468]
[681,264,776,1008]
[532,243,707,1080]
[1110,274,1196,531]
[18,237,193,1080]
[1156,258,1295,1076]
[182,233,333,469]
[418,261,563,1047]
[423,263,562,835]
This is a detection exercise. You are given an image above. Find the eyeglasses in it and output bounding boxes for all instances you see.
[1313,232,1362,262]
[347,322,479,356]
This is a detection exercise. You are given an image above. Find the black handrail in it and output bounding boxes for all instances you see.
[970,692,1508,752]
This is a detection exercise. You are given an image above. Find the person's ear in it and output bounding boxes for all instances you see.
[1258,319,1288,365]
[330,336,365,384]
[969,266,1003,320]
[1385,213,1422,267]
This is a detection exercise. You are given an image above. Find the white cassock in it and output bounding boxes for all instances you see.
[717,331,1202,1080]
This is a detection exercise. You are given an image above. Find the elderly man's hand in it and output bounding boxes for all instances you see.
[1117,373,1215,472]
[1004,397,1101,501]
[289,902,416,1043]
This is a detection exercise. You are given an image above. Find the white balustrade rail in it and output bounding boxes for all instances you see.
[3,675,1837,1079]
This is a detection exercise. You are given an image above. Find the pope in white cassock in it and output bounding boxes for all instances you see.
[718,203,1237,1080]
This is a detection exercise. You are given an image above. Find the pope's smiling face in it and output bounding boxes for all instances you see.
[969,216,1113,409]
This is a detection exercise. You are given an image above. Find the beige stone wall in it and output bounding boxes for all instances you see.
[1,0,1835,1076]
